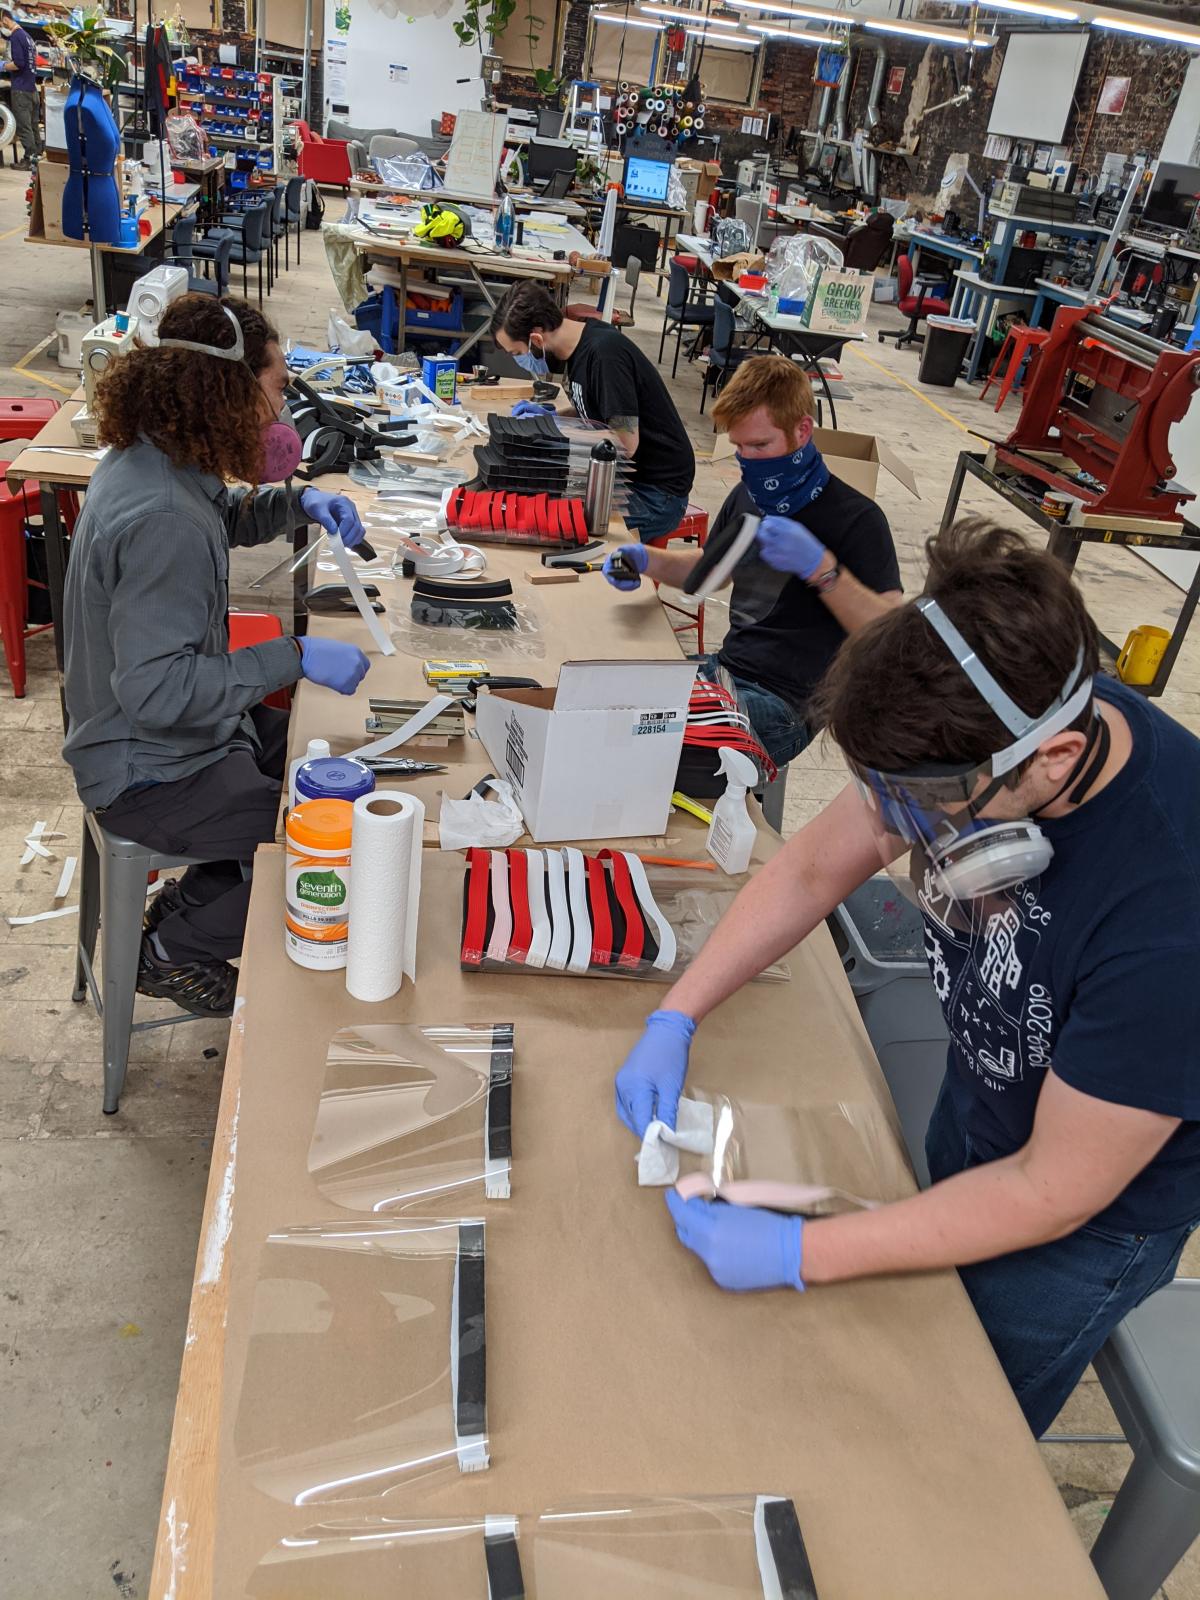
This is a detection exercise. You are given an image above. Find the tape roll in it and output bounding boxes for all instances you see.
[681,115,693,128]
[696,102,706,114]
[616,120,628,135]
[657,122,668,136]
[619,79,629,91]
[693,117,705,130]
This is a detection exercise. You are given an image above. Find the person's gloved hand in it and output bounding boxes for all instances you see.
[512,400,555,418]
[297,635,371,696]
[666,1192,806,1292]
[300,487,367,549]
[603,543,650,591]
[755,515,827,581]
[614,1009,695,1137]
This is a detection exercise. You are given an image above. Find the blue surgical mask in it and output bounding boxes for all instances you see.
[513,335,549,378]
[737,435,830,517]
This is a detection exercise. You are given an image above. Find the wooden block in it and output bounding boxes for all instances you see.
[527,568,580,584]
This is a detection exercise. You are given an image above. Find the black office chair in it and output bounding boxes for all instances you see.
[282,175,305,269]
[165,216,233,295]
[658,258,717,380]
[195,201,271,304]
[699,298,752,415]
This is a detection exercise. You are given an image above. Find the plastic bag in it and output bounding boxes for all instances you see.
[666,165,688,212]
[439,779,525,850]
[770,234,843,304]
[374,152,439,190]
[164,111,205,161]
[328,307,378,358]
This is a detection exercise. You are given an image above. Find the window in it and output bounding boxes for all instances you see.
[588,18,659,83]
[693,39,760,105]
[498,0,563,73]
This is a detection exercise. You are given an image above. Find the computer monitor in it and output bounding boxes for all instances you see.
[623,155,672,204]
[542,168,572,200]
[1143,162,1200,233]
[528,137,577,187]
[537,108,564,138]
[817,141,839,179]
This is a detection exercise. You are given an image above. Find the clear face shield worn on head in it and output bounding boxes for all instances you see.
[849,596,1101,920]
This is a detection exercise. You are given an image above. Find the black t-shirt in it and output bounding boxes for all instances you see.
[715,476,901,712]
[564,321,695,497]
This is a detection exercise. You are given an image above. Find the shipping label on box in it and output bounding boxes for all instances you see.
[475,660,697,842]
[802,267,873,335]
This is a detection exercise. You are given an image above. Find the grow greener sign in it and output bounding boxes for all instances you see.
[802,268,872,335]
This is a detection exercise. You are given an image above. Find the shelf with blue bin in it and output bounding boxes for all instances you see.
[179,68,273,150]
[355,288,475,355]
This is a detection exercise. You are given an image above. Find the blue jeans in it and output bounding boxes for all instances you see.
[925,1080,1198,1437]
[626,484,690,544]
[694,652,812,769]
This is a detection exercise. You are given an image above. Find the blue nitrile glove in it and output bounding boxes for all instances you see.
[300,487,367,549]
[666,1191,806,1292]
[614,1009,695,1137]
[297,635,371,695]
[603,542,650,591]
[511,400,555,417]
[755,515,827,581]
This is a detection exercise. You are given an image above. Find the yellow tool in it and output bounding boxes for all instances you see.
[671,791,714,824]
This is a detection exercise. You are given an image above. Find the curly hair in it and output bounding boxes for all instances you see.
[94,294,280,485]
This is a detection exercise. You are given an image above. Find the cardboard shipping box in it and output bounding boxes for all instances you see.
[29,157,69,243]
[714,425,920,502]
[474,659,698,841]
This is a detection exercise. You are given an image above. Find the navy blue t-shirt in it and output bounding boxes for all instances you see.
[922,676,1200,1232]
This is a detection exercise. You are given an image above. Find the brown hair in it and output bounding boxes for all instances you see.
[814,518,1100,777]
[711,354,816,435]
[490,280,564,344]
[94,294,279,484]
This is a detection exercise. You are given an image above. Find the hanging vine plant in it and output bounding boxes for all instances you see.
[454,0,560,97]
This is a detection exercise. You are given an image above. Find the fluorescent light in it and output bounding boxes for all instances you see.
[864,16,994,45]
[726,0,846,19]
[1090,13,1200,48]
[746,22,838,39]
[686,24,759,41]
[941,0,1075,14]
[593,10,664,24]
[639,3,740,22]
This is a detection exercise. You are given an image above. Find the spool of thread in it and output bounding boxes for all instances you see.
[294,755,376,805]
[346,792,425,1002]
[285,799,353,970]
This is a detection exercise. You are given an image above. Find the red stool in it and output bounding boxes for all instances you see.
[0,479,50,698]
[0,397,61,440]
[980,324,1050,411]
[650,505,708,651]
[229,610,293,711]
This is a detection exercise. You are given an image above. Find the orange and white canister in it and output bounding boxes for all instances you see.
[285,798,353,970]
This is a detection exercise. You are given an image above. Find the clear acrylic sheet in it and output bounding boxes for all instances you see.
[234,1218,488,1506]
[677,1092,911,1216]
[309,1023,512,1212]
[391,597,547,662]
[246,1513,516,1598]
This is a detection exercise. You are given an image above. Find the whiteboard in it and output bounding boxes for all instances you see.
[987,31,1090,145]
[443,111,507,203]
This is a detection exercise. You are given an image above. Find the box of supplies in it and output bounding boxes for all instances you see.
[801,266,873,335]
[474,659,698,841]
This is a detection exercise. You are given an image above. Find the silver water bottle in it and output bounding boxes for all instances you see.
[583,440,618,535]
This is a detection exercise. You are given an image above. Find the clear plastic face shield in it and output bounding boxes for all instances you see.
[850,596,1094,920]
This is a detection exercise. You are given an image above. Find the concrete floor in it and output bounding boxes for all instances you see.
[0,162,1197,1597]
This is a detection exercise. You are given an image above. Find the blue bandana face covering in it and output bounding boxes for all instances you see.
[736,437,830,517]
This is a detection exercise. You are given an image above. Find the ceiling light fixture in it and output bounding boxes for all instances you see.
[864,16,994,45]
[593,11,665,26]
[639,3,740,22]
[685,23,760,41]
[942,0,1077,16]
[745,22,838,39]
[726,0,847,20]
[1090,12,1200,48]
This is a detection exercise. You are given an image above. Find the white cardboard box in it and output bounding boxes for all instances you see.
[474,659,698,842]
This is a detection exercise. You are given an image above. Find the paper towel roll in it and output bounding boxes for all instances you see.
[346,792,425,1002]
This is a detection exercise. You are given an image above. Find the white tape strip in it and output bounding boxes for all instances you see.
[524,850,550,969]
[624,852,676,973]
[346,692,455,760]
[486,850,512,963]
[564,848,591,974]
[7,905,78,925]
[754,1495,786,1600]
[327,533,396,656]
[54,857,77,901]
[544,850,570,971]
[19,820,47,867]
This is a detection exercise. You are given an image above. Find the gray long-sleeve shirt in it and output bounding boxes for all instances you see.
[63,439,307,809]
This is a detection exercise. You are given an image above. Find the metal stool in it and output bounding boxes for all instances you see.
[650,505,709,650]
[1082,1279,1200,1599]
[980,323,1050,411]
[73,811,217,1115]
[758,765,789,833]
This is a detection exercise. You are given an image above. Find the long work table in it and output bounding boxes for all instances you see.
[144,389,1103,1598]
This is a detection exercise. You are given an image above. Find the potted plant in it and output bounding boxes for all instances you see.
[45,5,127,93]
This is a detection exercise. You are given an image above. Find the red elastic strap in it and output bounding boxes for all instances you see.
[505,494,520,531]
[507,848,532,963]
[462,489,479,529]
[535,493,549,535]
[570,499,586,541]
[551,499,565,539]
[598,848,643,968]
[462,847,490,966]
[586,853,613,965]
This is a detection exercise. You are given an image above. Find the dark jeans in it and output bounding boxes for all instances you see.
[925,1079,1198,1437]
[693,651,812,769]
[625,483,690,544]
[11,89,39,161]
[100,705,288,966]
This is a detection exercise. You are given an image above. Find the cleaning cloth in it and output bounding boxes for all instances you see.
[637,1097,715,1186]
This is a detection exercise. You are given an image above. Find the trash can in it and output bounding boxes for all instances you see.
[918,314,975,388]
[826,875,949,1187]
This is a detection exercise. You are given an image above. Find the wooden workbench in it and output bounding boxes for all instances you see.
[145,424,1104,1598]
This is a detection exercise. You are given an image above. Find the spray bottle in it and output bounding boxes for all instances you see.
[288,737,331,810]
[705,746,758,875]
[495,192,516,255]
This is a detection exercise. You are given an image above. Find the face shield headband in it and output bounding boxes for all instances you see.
[852,596,1094,903]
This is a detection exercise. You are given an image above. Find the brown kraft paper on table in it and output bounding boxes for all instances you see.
[210,847,1102,1600]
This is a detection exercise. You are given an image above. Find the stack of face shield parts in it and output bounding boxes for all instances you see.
[410,576,518,630]
[349,458,463,493]
[460,848,789,982]
[533,1495,818,1598]
[672,1093,911,1216]
[475,412,572,493]
[309,1023,513,1210]
[445,485,590,547]
[234,1218,488,1503]
[247,1514,523,1600]
[392,581,545,662]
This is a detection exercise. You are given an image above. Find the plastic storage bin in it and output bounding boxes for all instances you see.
[826,875,949,1187]
[918,315,974,388]
[55,310,93,371]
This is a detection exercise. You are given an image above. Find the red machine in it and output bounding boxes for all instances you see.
[999,302,1200,523]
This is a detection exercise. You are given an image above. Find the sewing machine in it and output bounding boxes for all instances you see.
[998,303,1200,526]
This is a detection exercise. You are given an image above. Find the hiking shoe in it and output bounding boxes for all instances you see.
[136,936,237,1019]
[144,877,189,935]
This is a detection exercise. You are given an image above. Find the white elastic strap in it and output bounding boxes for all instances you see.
[524,850,551,969]
[326,534,396,657]
[544,849,570,971]
[346,692,455,759]
[486,851,512,963]
[563,848,592,974]
[754,1495,786,1600]
[623,852,676,972]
